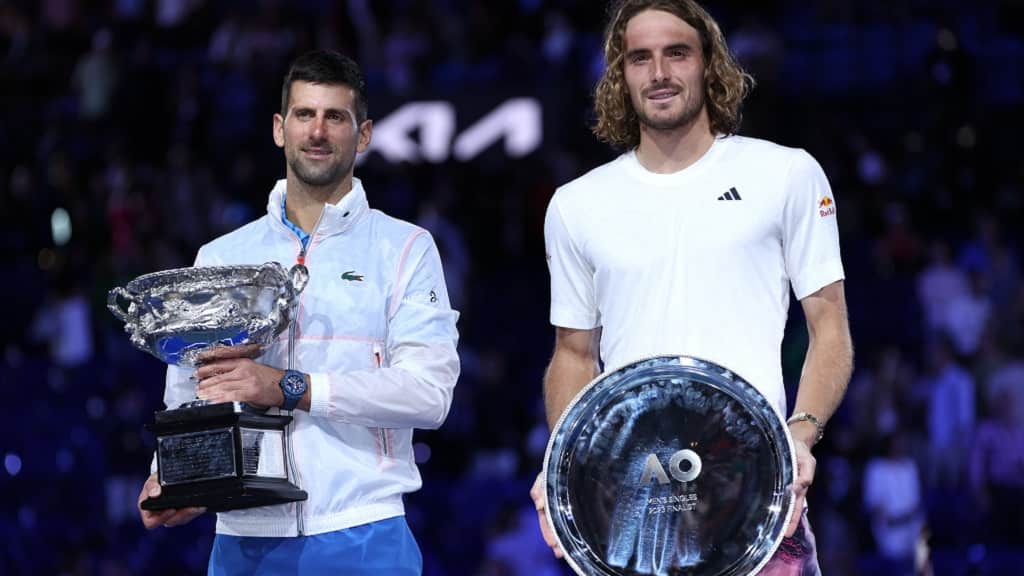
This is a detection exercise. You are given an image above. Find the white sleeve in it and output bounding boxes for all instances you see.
[782,150,845,299]
[306,231,460,429]
[544,194,599,329]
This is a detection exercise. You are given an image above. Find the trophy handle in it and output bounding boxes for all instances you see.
[107,287,135,322]
[288,263,309,296]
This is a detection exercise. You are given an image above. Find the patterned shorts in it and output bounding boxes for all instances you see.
[757,511,821,576]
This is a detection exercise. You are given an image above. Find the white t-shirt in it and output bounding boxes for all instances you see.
[545,135,844,414]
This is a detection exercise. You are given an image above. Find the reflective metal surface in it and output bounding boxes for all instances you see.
[240,428,287,479]
[107,262,305,366]
[109,264,310,512]
[545,356,795,576]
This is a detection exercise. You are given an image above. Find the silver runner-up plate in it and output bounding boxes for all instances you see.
[544,356,796,576]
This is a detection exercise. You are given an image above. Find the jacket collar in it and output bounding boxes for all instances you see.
[267,177,370,238]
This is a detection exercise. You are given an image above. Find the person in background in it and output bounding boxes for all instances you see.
[970,388,1024,547]
[863,431,924,576]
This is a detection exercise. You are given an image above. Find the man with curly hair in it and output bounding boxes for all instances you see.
[531,1,852,574]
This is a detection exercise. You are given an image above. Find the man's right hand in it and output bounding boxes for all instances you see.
[138,473,206,529]
[530,472,563,559]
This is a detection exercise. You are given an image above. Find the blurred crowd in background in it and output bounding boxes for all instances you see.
[2,0,1023,574]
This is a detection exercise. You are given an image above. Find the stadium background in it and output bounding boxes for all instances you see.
[2,1,1023,574]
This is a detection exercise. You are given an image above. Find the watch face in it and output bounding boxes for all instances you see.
[283,373,306,395]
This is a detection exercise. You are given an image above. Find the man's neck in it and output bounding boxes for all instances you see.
[634,114,716,174]
[285,174,353,233]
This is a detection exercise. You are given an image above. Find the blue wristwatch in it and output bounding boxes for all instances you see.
[279,369,308,411]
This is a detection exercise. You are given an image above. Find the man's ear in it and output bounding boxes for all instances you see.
[273,113,285,148]
[356,119,373,153]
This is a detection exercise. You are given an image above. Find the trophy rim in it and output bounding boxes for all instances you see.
[108,262,300,366]
[123,262,291,295]
[543,354,797,576]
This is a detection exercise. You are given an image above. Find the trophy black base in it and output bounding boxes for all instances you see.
[146,401,308,513]
[141,477,308,512]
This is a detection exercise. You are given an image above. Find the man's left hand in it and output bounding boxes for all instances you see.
[194,352,284,409]
[785,437,815,537]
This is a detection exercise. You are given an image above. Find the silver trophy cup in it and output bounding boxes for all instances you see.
[544,356,796,576]
[108,262,310,512]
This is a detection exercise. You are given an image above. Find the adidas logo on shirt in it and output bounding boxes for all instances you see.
[717,187,742,201]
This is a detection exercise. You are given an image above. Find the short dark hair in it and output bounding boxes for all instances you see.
[280,50,368,123]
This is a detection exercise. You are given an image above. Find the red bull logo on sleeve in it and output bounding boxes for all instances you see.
[819,196,835,217]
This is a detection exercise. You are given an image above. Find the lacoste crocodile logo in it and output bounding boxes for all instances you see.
[341,270,364,282]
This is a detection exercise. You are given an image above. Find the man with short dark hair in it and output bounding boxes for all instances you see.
[531,2,853,573]
[137,50,460,575]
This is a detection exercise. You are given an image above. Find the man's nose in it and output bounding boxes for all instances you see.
[652,56,668,82]
[311,115,326,138]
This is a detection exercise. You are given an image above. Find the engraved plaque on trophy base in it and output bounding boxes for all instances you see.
[141,402,308,512]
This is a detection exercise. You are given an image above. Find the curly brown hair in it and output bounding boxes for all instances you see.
[593,0,753,149]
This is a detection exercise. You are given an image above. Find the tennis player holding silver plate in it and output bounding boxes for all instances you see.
[533,0,853,573]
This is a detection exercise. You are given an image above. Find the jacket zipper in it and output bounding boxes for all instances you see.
[373,344,390,456]
[286,223,319,536]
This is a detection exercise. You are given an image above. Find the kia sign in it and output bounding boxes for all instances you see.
[358,98,542,164]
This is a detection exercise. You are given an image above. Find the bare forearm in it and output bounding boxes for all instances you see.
[543,351,598,429]
[791,326,853,446]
